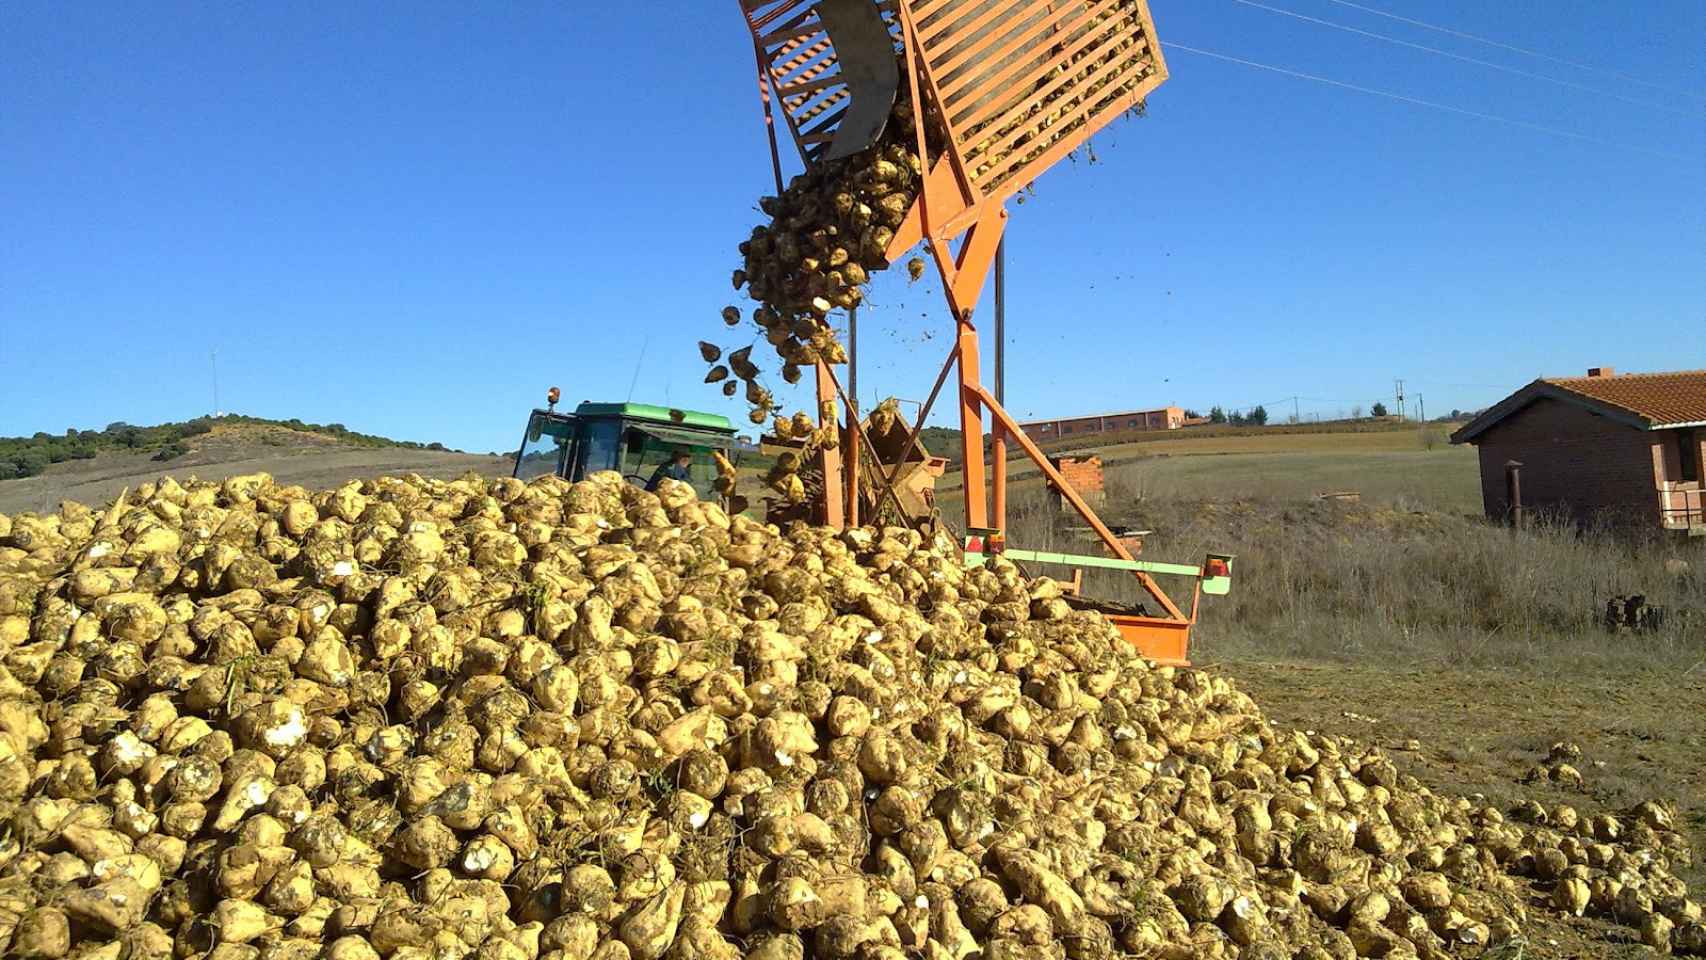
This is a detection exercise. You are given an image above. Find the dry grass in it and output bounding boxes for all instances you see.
[984,482,1704,674]
[937,427,1696,672]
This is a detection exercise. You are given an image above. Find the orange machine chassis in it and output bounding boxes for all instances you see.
[740,0,1193,660]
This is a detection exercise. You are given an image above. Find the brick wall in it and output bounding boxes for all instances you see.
[1047,455,1105,511]
[1050,455,1105,494]
[1474,397,1662,526]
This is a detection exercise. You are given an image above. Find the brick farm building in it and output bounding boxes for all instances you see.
[1021,406,1186,442]
[1451,368,1706,533]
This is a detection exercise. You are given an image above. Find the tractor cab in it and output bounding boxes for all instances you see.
[513,390,738,502]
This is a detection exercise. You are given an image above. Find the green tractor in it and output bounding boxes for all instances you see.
[513,389,739,501]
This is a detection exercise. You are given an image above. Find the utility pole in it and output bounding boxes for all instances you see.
[1419,395,1425,424]
[1394,379,1406,422]
[994,240,1006,405]
[848,305,858,415]
[1292,396,1300,424]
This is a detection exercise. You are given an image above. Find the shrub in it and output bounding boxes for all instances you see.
[152,442,189,462]
[12,451,49,477]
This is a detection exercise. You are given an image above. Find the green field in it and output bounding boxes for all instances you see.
[1099,447,1480,513]
[941,424,1481,516]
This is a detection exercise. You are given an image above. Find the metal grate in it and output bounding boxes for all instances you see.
[742,0,1166,203]
[742,0,905,163]
[908,0,1165,196]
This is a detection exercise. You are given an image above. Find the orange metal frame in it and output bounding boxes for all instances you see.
[742,0,1193,660]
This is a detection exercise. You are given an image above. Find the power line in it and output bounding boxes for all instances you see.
[1319,0,1706,100]
[1165,42,1694,162]
[1225,0,1700,118]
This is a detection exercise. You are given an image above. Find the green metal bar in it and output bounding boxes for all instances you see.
[964,548,1203,578]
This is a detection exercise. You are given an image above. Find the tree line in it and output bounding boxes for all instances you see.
[1202,405,1270,426]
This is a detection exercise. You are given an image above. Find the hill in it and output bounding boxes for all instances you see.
[0,416,507,515]
[0,413,457,480]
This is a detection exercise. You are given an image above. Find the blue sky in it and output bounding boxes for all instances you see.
[3,1,1701,451]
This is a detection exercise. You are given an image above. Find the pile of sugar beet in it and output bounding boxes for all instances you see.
[0,471,1700,960]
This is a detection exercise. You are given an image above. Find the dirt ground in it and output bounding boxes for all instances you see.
[0,431,509,515]
[1211,657,1705,958]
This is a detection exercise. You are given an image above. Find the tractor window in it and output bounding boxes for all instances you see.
[623,430,651,478]
[515,414,575,481]
[628,434,722,500]
[576,420,623,477]
[631,436,688,487]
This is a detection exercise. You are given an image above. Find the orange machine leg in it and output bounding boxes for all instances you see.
[956,324,987,530]
[921,212,1007,534]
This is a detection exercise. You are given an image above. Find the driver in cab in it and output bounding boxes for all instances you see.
[646,450,693,491]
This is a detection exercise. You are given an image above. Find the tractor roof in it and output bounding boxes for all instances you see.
[573,401,735,433]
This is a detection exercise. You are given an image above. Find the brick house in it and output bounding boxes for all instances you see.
[1450,368,1706,533]
[1022,406,1185,442]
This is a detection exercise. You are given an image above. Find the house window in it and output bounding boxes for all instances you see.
[1062,425,1072,435]
[1680,429,1700,483]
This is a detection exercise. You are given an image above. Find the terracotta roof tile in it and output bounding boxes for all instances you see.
[1543,370,1706,427]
